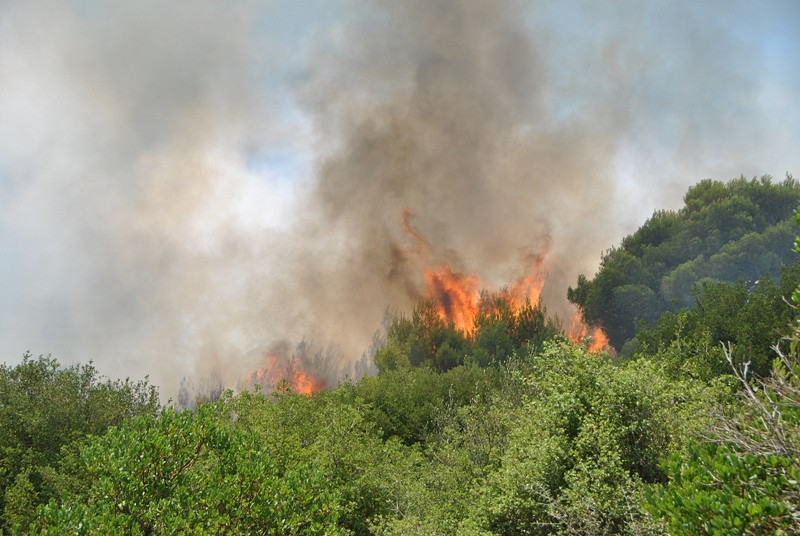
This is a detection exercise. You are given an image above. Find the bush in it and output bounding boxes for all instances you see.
[0,354,158,533]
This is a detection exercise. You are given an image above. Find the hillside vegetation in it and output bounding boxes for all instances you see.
[2,176,800,535]
[569,175,800,349]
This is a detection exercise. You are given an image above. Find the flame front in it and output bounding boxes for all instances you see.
[586,327,610,353]
[249,209,610,395]
[422,264,548,334]
[567,313,611,353]
[424,266,480,332]
[507,251,547,309]
[404,209,550,332]
[252,352,325,396]
[402,208,611,353]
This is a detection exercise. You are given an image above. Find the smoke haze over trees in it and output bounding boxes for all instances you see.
[0,0,799,395]
[3,178,800,532]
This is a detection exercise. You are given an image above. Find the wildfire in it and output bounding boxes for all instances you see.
[404,208,550,332]
[403,209,548,332]
[421,263,548,334]
[424,266,480,332]
[507,251,547,309]
[587,327,610,353]
[252,352,325,396]
[567,314,611,353]
[402,208,611,353]
[247,209,609,397]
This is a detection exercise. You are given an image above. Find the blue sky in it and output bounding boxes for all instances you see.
[0,0,798,396]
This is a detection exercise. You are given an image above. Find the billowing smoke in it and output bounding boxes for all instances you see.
[0,0,798,398]
[293,0,618,356]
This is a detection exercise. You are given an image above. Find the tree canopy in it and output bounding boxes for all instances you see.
[0,354,158,533]
[569,175,800,348]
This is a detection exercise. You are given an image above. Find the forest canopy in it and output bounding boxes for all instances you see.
[568,175,800,349]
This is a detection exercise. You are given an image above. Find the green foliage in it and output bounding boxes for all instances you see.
[647,312,800,534]
[352,364,499,445]
[0,339,753,534]
[570,175,800,348]
[792,205,800,303]
[230,386,431,534]
[8,188,800,534]
[375,293,559,374]
[634,261,800,378]
[648,443,799,535]
[0,354,158,533]
[473,295,559,366]
[375,301,469,372]
[31,402,342,535]
[634,311,732,380]
[460,341,721,535]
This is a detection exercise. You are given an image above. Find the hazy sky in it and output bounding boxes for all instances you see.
[1,0,798,398]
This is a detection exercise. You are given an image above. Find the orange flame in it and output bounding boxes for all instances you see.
[252,352,325,396]
[587,327,610,353]
[507,274,544,309]
[567,314,589,340]
[399,208,614,353]
[403,209,551,333]
[507,251,548,309]
[567,312,611,353]
[421,263,548,334]
[424,266,481,332]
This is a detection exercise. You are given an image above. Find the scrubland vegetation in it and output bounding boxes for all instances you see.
[2,176,800,534]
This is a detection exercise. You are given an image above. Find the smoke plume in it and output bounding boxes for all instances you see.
[0,0,797,398]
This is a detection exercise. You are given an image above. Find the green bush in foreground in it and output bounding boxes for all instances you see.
[30,403,342,535]
[649,443,798,535]
[0,354,158,533]
[459,341,721,535]
[647,343,800,535]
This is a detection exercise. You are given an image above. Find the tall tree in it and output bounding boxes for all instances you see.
[569,175,800,348]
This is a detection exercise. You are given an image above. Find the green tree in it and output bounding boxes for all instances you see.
[647,346,800,535]
[0,354,158,533]
[646,210,800,534]
[570,175,800,349]
[352,364,498,445]
[375,293,558,373]
[472,295,559,365]
[464,340,721,534]
[31,402,343,535]
[634,261,800,377]
[374,301,470,372]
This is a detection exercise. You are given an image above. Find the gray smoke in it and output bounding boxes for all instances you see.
[0,0,797,399]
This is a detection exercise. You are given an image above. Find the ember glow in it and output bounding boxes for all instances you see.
[252,352,325,396]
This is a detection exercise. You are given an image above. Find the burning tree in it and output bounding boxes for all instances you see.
[374,292,562,372]
[400,208,610,361]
